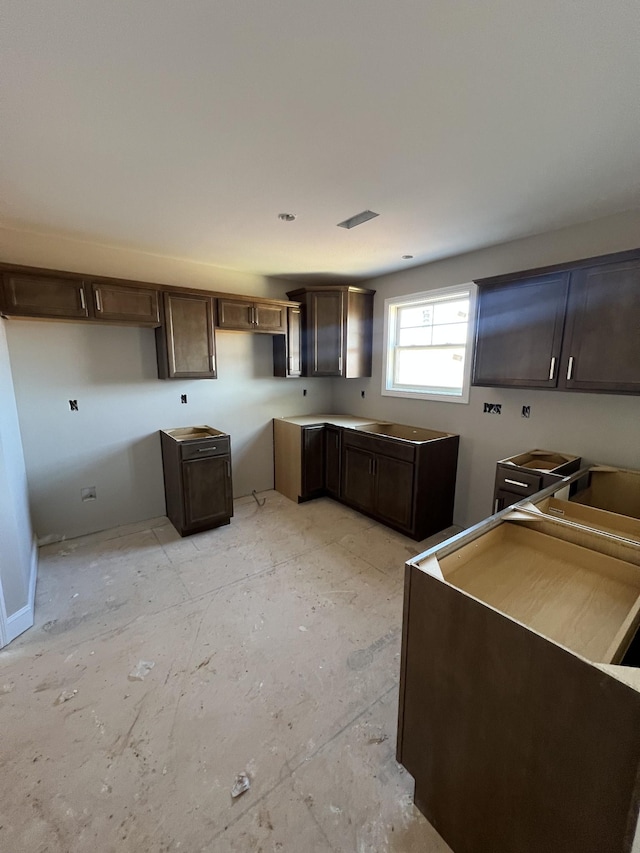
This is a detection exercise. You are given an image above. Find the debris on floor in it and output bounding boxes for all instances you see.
[54,689,78,705]
[128,660,155,681]
[230,771,251,798]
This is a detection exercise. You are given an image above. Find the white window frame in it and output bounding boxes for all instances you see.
[382,283,477,404]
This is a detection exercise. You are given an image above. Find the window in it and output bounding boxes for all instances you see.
[383,284,476,403]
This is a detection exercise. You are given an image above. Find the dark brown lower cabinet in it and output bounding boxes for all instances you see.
[341,429,459,540]
[300,425,325,500]
[324,426,341,498]
[160,428,233,536]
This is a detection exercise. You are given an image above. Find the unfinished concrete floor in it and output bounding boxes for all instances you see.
[0,492,456,852]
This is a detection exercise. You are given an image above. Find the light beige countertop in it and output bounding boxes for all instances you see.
[275,414,379,428]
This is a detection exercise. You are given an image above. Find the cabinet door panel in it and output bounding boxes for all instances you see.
[308,291,344,376]
[375,455,414,530]
[183,456,232,528]
[161,293,216,378]
[301,426,325,498]
[473,274,569,388]
[342,446,375,512]
[217,299,254,330]
[92,282,159,324]
[561,261,640,393]
[3,274,89,319]
[255,303,286,332]
[325,427,341,498]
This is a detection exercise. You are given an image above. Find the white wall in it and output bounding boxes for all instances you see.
[0,319,35,621]
[333,211,640,527]
[1,227,332,541]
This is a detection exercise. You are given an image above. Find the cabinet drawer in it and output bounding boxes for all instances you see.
[342,429,415,463]
[495,466,543,496]
[180,437,230,460]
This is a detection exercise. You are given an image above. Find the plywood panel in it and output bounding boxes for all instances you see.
[441,523,640,662]
[273,419,302,502]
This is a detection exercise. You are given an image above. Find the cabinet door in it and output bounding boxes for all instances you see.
[217,299,254,330]
[374,455,414,530]
[325,427,341,498]
[254,302,286,333]
[301,425,325,499]
[560,260,640,394]
[473,274,569,388]
[2,273,89,319]
[92,282,159,324]
[342,446,375,512]
[306,290,344,376]
[182,455,232,529]
[158,292,216,379]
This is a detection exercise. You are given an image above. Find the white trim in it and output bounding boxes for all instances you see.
[382,283,477,404]
[1,537,38,647]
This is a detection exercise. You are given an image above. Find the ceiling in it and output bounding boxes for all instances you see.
[1,1,639,279]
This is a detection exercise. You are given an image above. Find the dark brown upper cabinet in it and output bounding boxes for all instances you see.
[473,273,570,389]
[273,305,302,377]
[473,249,640,395]
[217,298,287,333]
[91,281,160,325]
[1,273,90,320]
[286,285,375,378]
[156,292,217,379]
[561,259,640,394]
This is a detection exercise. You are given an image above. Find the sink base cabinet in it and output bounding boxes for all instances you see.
[341,430,459,540]
[160,431,233,536]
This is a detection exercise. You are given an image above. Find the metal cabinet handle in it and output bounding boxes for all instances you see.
[210,354,216,372]
[494,498,500,514]
[199,446,216,452]
[567,356,574,381]
[252,305,257,325]
[226,460,231,478]
[504,478,529,488]
[548,356,555,381]
[338,355,343,374]
[95,289,102,312]
[80,289,86,310]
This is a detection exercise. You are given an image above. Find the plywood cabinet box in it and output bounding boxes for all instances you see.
[398,469,640,853]
[473,248,640,394]
[272,305,303,378]
[160,426,233,536]
[273,416,459,541]
[286,286,375,378]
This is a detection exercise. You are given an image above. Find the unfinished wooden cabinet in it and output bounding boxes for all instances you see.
[156,292,217,379]
[217,297,287,333]
[160,426,233,536]
[286,286,374,378]
[398,495,640,853]
[473,249,640,395]
[91,281,160,325]
[273,305,302,377]
[1,272,90,320]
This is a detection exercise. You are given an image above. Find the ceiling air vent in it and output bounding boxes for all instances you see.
[337,210,379,229]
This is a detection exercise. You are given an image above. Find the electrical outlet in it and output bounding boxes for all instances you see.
[181,394,188,404]
[522,405,531,418]
[361,390,366,399]
[303,389,307,396]
[81,486,96,502]
[69,399,78,411]
[483,402,502,414]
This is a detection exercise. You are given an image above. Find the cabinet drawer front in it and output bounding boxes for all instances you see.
[495,467,543,496]
[181,437,230,459]
[342,429,415,463]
